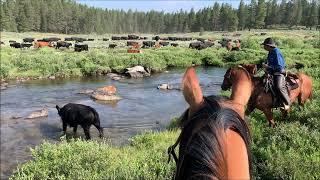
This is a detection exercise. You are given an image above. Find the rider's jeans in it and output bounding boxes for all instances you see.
[274,74,291,106]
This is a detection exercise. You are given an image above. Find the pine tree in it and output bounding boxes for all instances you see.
[279,0,287,25]
[1,2,10,31]
[238,0,247,30]
[255,0,266,28]
[307,0,319,29]
[212,2,220,31]
[248,0,257,30]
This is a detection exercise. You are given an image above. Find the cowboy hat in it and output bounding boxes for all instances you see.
[261,37,276,47]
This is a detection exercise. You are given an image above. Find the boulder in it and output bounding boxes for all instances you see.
[26,108,48,119]
[11,115,23,119]
[107,73,125,81]
[157,83,181,91]
[157,83,173,90]
[91,93,122,101]
[48,76,55,80]
[125,66,150,78]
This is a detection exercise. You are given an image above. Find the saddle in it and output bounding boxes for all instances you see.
[264,72,299,107]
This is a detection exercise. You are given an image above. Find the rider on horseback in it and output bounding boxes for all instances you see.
[261,38,291,110]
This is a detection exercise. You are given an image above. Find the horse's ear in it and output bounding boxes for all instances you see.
[56,105,60,112]
[182,67,204,112]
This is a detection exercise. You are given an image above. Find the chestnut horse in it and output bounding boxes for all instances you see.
[169,67,252,179]
[222,65,313,127]
[242,63,312,107]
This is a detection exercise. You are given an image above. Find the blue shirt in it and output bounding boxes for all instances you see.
[267,48,285,74]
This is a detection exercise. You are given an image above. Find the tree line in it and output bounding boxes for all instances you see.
[0,0,319,34]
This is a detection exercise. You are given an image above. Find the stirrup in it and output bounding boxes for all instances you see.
[280,104,290,111]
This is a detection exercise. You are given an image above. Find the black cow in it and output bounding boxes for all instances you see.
[159,41,170,46]
[171,43,179,47]
[154,36,160,41]
[10,42,21,48]
[21,42,33,48]
[189,41,214,50]
[1,41,4,45]
[189,41,202,49]
[9,40,16,44]
[102,38,109,41]
[169,37,177,41]
[121,36,128,40]
[87,38,94,41]
[43,37,61,42]
[56,41,72,49]
[23,38,34,43]
[109,44,117,48]
[56,103,103,140]
[65,37,73,41]
[65,37,86,42]
[218,38,232,47]
[111,36,121,40]
[142,41,155,48]
[128,35,139,40]
[75,43,88,52]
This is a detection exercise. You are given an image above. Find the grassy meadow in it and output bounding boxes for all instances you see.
[3,30,320,179]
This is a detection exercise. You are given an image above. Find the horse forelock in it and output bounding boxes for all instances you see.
[175,96,252,179]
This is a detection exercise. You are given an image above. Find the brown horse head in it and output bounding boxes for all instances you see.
[221,67,233,91]
[173,67,251,179]
[221,66,253,91]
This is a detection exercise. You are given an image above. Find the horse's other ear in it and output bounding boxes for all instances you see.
[56,105,60,112]
[182,67,204,112]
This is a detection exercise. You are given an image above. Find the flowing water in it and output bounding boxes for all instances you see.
[0,67,226,179]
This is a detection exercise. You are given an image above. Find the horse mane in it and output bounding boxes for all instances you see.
[175,95,252,180]
[237,65,252,81]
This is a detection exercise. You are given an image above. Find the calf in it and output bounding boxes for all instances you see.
[142,41,155,48]
[74,43,88,52]
[56,41,72,49]
[109,44,117,48]
[56,103,103,139]
[159,41,170,46]
[21,42,33,48]
[10,42,22,48]
[171,43,179,47]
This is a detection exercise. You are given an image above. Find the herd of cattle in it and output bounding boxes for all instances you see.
[2,34,241,52]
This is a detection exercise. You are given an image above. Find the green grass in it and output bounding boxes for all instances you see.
[6,30,320,179]
[10,131,179,180]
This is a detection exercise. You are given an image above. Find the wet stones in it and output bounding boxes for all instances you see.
[107,73,125,81]
[157,83,181,91]
[91,93,122,101]
[125,66,150,78]
[157,83,173,90]
[1,82,8,90]
[26,108,48,119]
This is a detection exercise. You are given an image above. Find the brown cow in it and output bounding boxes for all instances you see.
[34,41,51,48]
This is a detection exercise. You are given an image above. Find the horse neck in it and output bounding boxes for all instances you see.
[229,70,252,116]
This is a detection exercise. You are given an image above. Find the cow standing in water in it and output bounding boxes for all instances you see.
[56,103,104,140]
